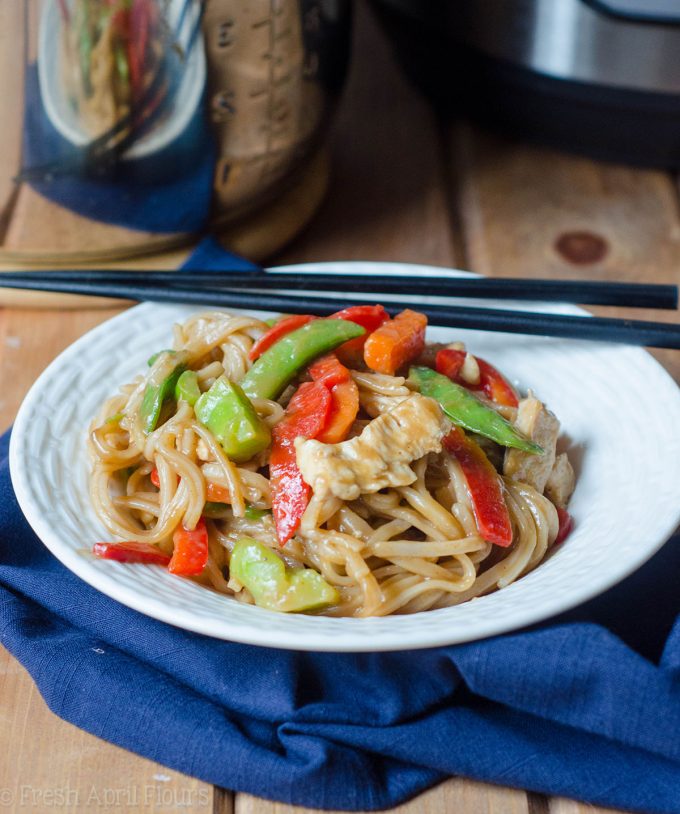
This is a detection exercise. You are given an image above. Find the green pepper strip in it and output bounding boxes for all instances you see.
[140,362,186,434]
[230,537,339,613]
[195,377,271,463]
[241,319,365,401]
[409,366,542,454]
[175,370,201,406]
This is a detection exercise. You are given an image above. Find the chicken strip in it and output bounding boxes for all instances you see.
[545,452,576,508]
[503,396,560,493]
[295,394,452,501]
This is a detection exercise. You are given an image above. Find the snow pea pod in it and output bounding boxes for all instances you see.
[240,319,365,401]
[409,366,542,454]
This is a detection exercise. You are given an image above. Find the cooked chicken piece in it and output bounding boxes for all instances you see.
[545,453,575,508]
[295,394,452,501]
[503,396,559,493]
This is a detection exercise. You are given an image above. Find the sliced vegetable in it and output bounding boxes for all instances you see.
[409,366,542,453]
[168,518,209,576]
[364,309,427,375]
[436,349,519,408]
[270,382,332,544]
[308,353,351,388]
[245,504,271,521]
[206,482,232,503]
[230,537,339,612]
[443,427,512,547]
[316,380,360,444]
[195,377,271,463]
[555,507,574,546]
[140,358,186,433]
[150,467,160,488]
[202,501,231,519]
[249,314,316,361]
[175,370,201,406]
[92,541,171,566]
[241,319,364,401]
[329,304,389,364]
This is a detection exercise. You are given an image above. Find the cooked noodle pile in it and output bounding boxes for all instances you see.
[89,310,570,617]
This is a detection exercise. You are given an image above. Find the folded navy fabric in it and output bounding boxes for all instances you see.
[1,428,679,812]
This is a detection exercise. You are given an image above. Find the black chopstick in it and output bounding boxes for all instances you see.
[1,275,679,350]
[0,269,676,309]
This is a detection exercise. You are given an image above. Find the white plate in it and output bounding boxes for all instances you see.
[10,262,680,651]
[38,0,207,160]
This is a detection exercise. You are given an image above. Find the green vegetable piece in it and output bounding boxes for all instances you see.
[230,537,339,613]
[202,502,231,519]
[195,377,271,463]
[175,370,201,406]
[264,316,280,328]
[140,357,187,434]
[240,318,365,401]
[244,504,271,521]
[147,349,176,367]
[409,366,542,454]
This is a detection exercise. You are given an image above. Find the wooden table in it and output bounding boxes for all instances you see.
[0,4,678,813]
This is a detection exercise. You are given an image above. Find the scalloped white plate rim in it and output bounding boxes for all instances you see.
[9,261,680,651]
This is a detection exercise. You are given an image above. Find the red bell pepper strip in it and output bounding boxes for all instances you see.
[270,382,331,545]
[443,426,513,547]
[329,304,389,364]
[249,314,317,361]
[554,507,574,546]
[364,309,427,375]
[92,541,171,566]
[436,349,519,408]
[168,518,209,576]
[150,467,160,488]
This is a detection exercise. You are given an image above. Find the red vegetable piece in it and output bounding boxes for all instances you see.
[436,349,519,408]
[555,507,574,546]
[206,482,232,503]
[329,304,389,364]
[248,314,316,361]
[92,541,171,566]
[435,348,465,382]
[309,353,351,389]
[270,382,331,544]
[443,426,513,547]
[317,379,360,444]
[168,518,209,576]
[150,467,160,488]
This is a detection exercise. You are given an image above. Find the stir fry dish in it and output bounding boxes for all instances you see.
[88,306,575,617]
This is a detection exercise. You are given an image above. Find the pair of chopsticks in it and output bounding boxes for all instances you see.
[0,268,678,349]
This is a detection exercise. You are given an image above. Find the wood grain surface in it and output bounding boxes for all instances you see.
[0,2,676,813]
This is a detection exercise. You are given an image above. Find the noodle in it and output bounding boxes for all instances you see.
[88,310,571,617]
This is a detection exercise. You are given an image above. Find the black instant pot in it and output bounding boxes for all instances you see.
[371,0,680,167]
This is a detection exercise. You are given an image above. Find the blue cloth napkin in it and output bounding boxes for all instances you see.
[23,65,215,233]
[1,427,679,813]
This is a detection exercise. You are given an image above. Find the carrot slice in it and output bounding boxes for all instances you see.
[330,304,389,364]
[363,309,427,375]
[317,379,360,444]
[308,353,351,388]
